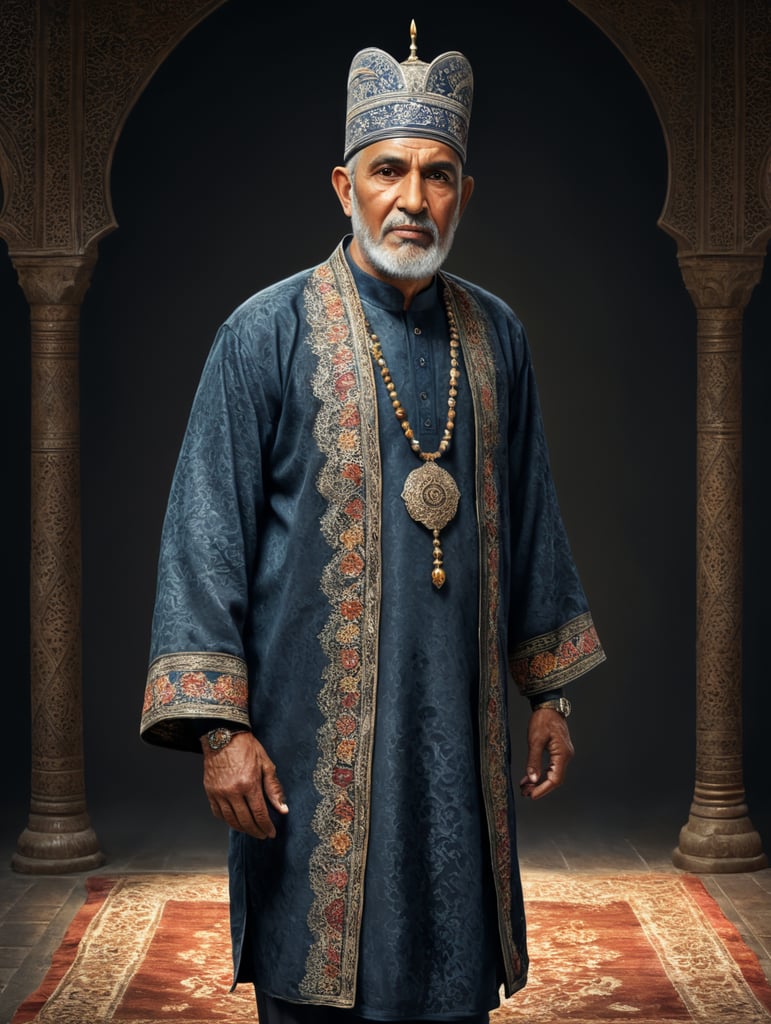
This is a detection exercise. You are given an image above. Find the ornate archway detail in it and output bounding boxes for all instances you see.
[570,0,770,872]
[569,0,771,256]
[0,0,229,874]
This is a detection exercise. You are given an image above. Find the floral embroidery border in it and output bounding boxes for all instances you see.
[509,612,606,695]
[300,248,381,1004]
[140,651,250,748]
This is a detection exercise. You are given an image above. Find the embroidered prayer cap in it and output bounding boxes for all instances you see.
[344,20,473,165]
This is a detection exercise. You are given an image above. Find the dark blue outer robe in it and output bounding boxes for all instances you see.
[140,240,606,1017]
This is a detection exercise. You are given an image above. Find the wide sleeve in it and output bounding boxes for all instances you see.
[140,321,273,751]
[504,320,606,698]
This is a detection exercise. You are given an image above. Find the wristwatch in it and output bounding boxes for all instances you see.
[204,726,245,751]
[533,696,572,718]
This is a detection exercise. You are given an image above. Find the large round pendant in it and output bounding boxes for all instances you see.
[401,462,460,531]
[401,462,460,588]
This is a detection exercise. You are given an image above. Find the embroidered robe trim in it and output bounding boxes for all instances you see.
[142,651,250,747]
[299,251,381,999]
[509,611,606,695]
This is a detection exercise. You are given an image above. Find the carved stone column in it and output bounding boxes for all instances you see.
[11,253,104,873]
[672,255,767,872]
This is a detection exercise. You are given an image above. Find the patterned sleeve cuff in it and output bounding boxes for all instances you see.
[140,652,251,752]
[509,612,606,697]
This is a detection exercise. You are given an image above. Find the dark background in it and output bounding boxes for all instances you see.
[2,1,769,862]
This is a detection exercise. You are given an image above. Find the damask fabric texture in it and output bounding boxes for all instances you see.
[140,238,606,1017]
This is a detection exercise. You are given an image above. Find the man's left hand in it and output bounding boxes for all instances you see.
[519,708,575,800]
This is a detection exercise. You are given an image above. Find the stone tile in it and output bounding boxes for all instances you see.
[0,947,31,969]
[0,921,48,947]
[712,872,771,897]
[3,890,79,925]
[519,844,570,872]
[0,967,16,994]
[0,881,35,906]
[3,904,72,925]
[19,878,79,899]
[757,955,771,984]
[557,836,658,872]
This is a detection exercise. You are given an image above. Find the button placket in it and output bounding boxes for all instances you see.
[411,322,436,438]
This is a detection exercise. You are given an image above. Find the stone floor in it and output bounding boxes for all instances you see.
[0,803,769,1024]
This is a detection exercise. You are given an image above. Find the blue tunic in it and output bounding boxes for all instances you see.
[348,261,500,1019]
[140,239,606,1017]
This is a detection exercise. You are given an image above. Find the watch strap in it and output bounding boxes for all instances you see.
[532,696,571,718]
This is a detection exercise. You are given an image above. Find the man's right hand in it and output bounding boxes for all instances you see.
[200,732,288,839]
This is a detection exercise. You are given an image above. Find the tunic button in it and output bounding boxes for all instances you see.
[414,327,422,335]
[420,391,428,401]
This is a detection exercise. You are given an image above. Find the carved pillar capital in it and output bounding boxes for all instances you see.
[678,254,765,311]
[11,252,97,309]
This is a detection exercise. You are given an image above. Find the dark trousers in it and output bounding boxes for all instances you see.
[255,991,490,1024]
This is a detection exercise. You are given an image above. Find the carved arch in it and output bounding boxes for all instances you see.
[0,0,229,255]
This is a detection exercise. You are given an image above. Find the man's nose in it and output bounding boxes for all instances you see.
[397,171,427,215]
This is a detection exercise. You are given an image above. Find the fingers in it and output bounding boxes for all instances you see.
[263,764,290,816]
[518,762,560,800]
[203,734,288,839]
[209,792,278,839]
[519,709,574,801]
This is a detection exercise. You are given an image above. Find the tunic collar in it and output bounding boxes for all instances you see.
[342,235,441,314]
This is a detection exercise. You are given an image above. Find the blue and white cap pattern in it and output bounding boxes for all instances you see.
[344,22,473,164]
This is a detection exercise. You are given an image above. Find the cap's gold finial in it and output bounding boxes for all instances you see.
[407,19,418,62]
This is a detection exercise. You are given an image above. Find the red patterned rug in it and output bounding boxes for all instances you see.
[11,871,771,1023]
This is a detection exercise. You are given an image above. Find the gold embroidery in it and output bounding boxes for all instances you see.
[510,612,606,694]
[140,651,250,744]
[301,248,382,1003]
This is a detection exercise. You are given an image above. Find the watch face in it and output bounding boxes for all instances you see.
[208,727,231,750]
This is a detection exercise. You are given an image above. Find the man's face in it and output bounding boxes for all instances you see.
[334,138,474,287]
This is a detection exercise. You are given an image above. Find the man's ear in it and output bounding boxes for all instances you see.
[459,174,475,217]
[331,166,353,217]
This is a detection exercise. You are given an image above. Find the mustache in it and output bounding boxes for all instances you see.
[380,212,439,243]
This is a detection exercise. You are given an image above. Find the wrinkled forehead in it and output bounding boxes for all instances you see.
[355,137,465,168]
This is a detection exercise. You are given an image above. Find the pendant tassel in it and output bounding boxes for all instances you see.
[432,530,446,589]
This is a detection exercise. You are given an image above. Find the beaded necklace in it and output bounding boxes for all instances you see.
[366,285,461,589]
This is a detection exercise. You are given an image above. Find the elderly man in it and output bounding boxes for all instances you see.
[140,22,605,1024]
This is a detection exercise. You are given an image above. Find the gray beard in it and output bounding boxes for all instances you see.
[350,189,459,282]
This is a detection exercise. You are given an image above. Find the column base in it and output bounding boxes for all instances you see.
[12,824,106,875]
[672,810,768,873]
